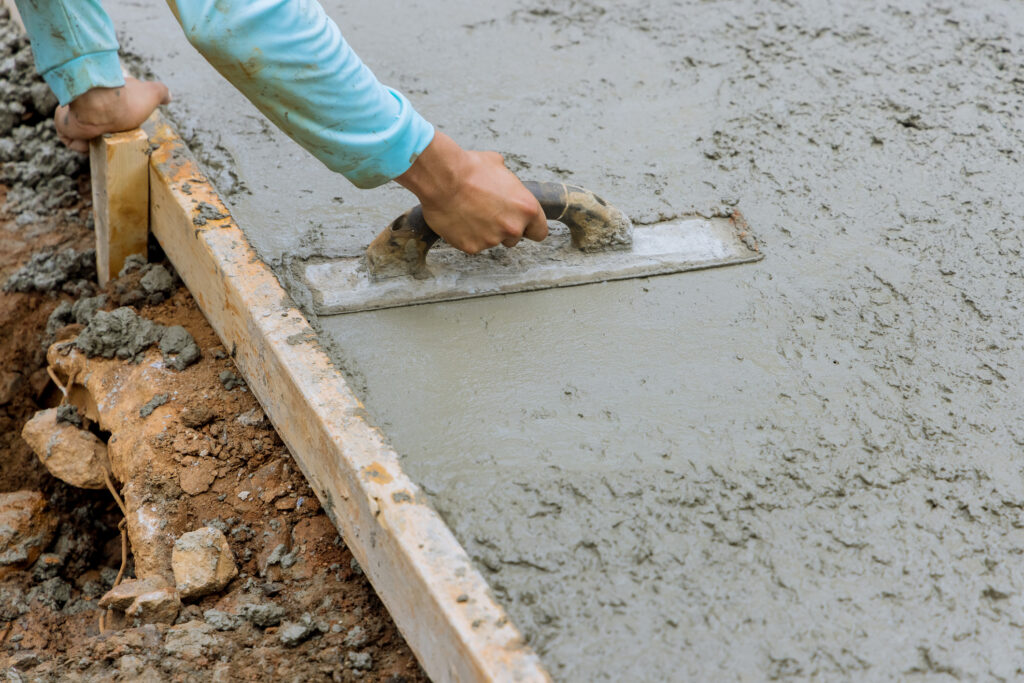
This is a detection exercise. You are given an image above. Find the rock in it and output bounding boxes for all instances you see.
[347,651,373,671]
[0,371,23,405]
[98,576,171,610]
[219,370,244,391]
[125,586,181,625]
[171,527,238,600]
[0,491,58,577]
[180,405,214,429]
[163,620,217,660]
[238,602,285,628]
[278,613,321,647]
[203,609,242,631]
[27,576,71,609]
[179,459,217,495]
[8,651,39,671]
[236,407,268,428]
[21,408,109,489]
[343,624,369,649]
[30,553,63,582]
[54,404,81,427]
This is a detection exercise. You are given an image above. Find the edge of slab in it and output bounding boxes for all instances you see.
[142,111,550,683]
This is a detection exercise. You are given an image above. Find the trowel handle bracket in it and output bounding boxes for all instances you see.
[365,181,633,280]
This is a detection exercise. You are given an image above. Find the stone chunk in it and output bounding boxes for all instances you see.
[180,405,214,429]
[126,587,181,625]
[21,407,109,489]
[203,609,242,631]
[179,459,217,495]
[347,651,373,671]
[236,407,268,428]
[0,371,23,405]
[163,621,217,660]
[172,527,238,600]
[98,576,170,610]
[278,613,321,647]
[239,602,285,628]
[0,491,58,577]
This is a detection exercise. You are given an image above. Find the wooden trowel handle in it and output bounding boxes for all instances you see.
[365,181,633,280]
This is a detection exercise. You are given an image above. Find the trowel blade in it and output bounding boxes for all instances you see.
[302,214,762,315]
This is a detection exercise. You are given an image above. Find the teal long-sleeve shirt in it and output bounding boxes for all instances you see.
[14,0,435,188]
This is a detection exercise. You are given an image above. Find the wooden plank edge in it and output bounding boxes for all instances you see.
[142,112,551,683]
[90,129,151,285]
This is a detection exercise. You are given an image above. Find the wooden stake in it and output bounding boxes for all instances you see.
[90,129,150,285]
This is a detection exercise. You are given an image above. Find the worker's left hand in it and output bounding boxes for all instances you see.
[55,77,171,152]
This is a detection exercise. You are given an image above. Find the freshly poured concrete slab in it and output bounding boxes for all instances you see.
[106,0,1024,680]
[303,215,762,314]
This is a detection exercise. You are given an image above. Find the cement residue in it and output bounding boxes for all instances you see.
[191,202,227,226]
[140,264,174,298]
[54,404,81,427]
[159,325,201,371]
[74,307,200,370]
[139,393,169,418]
[106,0,1024,679]
[3,248,96,295]
[0,15,86,223]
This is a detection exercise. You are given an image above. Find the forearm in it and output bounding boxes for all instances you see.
[14,0,125,106]
[167,0,434,189]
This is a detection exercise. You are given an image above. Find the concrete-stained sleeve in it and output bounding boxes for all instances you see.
[13,0,125,105]
[168,0,435,189]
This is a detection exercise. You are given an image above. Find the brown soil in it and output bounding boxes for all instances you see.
[0,184,429,681]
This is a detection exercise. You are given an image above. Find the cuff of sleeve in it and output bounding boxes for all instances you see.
[343,90,436,189]
[42,50,126,106]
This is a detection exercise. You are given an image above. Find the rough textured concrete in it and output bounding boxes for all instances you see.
[105,0,1024,679]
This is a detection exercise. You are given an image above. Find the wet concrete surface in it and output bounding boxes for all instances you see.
[105,0,1024,679]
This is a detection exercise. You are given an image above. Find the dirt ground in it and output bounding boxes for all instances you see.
[0,16,427,682]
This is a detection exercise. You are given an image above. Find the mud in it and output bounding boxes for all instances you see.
[102,0,1024,679]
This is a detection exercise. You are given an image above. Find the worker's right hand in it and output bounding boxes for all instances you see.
[395,132,548,254]
[55,78,171,153]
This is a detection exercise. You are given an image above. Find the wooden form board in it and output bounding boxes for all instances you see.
[90,129,151,285]
[142,112,550,683]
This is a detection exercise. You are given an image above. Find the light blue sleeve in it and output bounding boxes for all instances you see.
[169,0,436,189]
[13,0,126,106]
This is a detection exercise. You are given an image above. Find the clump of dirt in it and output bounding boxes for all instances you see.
[0,9,427,681]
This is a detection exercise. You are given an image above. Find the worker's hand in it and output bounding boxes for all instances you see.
[396,132,547,254]
[54,78,171,153]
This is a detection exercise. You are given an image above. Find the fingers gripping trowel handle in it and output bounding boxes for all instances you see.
[365,181,634,280]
